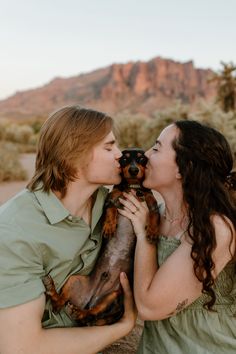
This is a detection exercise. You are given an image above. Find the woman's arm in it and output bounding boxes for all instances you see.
[133,235,203,320]
[0,272,137,354]
[119,193,236,321]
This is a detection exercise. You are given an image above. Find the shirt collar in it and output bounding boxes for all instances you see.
[34,187,70,224]
[33,185,109,226]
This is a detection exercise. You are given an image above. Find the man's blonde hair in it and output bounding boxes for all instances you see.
[27,105,113,196]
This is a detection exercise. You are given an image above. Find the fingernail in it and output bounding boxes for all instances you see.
[121,272,127,278]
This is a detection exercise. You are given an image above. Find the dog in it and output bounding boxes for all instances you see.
[102,148,160,243]
[43,148,159,326]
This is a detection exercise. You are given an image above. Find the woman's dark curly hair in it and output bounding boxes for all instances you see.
[173,120,236,309]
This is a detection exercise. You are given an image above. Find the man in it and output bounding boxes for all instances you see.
[0,106,136,354]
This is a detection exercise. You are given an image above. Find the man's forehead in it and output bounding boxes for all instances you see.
[103,131,116,143]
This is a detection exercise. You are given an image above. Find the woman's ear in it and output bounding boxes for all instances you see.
[176,169,182,179]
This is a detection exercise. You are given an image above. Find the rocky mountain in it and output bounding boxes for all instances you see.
[0,56,216,119]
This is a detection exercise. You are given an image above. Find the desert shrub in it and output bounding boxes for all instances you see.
[115,113,148,149]
[0,142,27,182]
[18,116,45,134]
[30,120,44,134]
[115,102,236,161]
[0,120,37,152]
[115,102,190,150]
[189,102,236,160]
[141,107,189,150]
[5,124,34,144]
[16,133,39,153]
[0,119,9,140]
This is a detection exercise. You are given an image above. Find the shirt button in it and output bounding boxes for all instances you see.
[68,215,73,221]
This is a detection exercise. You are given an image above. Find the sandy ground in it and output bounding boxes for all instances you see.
[0,153,143,353]
[103,319,143,354]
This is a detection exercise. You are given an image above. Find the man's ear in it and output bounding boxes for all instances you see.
[75,167,82,179]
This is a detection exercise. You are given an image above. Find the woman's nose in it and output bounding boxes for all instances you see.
[145,149,150,158]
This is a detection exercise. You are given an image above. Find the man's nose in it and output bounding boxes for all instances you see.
[115,147,122,159]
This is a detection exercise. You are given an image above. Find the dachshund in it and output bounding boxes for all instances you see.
[102,148,160,243]
[43,148,159,326]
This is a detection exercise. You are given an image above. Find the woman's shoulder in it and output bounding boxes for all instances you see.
[210,213,236,275]
[210,213,235,242]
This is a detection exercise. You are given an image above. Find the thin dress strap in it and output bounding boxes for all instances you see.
[175,229,186,240]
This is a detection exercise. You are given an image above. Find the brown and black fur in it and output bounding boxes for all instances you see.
[43,148,159,326]
[103,148,160,243]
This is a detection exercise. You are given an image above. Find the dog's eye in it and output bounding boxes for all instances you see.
[138,156,148,165]
[120,157,129,166]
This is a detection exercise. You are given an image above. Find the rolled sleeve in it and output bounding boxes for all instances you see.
[0,279,45,308]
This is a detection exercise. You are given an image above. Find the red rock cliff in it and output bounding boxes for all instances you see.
[0,56,216,119]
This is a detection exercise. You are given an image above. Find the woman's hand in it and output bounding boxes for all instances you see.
[118,272,137,333]
[118,190,149,239]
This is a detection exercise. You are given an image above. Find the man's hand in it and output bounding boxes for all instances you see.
[118,272,137,333]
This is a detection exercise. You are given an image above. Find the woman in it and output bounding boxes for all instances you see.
[119,120,236,353]
[0,105,136,354]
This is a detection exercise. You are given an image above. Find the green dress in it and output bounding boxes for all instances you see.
[137,235,236,354]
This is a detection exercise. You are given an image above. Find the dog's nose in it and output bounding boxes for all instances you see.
[128,166,139,176]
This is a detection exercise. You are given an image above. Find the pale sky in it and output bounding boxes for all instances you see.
[0,0,235,100]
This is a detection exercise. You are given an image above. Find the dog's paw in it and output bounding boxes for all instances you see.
[146,226,159,244]
[66,302,85,320]
[42,275,56,295]
[102,222,117,238]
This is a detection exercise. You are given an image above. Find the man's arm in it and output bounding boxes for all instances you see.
[0,273,136,354]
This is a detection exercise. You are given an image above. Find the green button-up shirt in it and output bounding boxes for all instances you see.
[0,186,108,328]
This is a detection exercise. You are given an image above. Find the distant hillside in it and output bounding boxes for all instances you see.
[0,56,217,119]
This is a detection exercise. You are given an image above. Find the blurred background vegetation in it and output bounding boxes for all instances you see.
[117,62,236,160]
[0,62,235,182]
[0,118,43,182]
